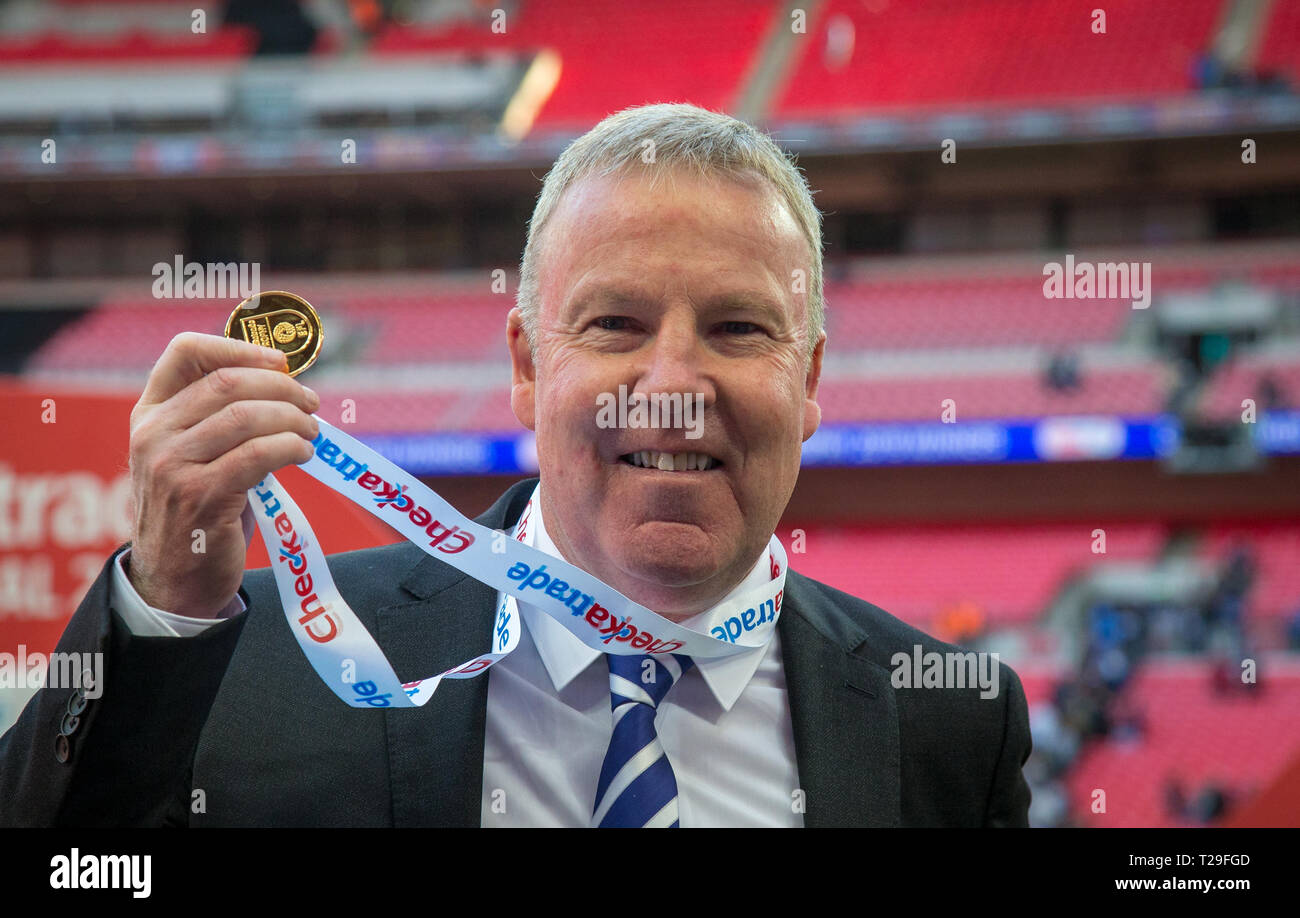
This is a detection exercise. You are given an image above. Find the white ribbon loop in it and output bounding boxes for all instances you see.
[249,417,787,708]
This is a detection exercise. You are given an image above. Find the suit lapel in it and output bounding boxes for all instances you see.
[375,572,496,827]
[373,479,537,827]
[363,478,900,827]
[779,574,901,827]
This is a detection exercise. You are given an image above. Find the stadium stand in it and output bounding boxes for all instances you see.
[1257,0,1300,84]
[773,520,1167,627]
[814,365,1169,423]
[0,27,256,63]
[1065,662,1300,827]
[826,245,1300,352]
[824,274,1133,350]
[338,292,515,364]
[24,239,1300,433]
[1200,522,1300,620]
[371,0,774,129]
[1197,350,1300,420]
[775,0,1226,117]
[276,363,1170,432]
[24,300,234,372]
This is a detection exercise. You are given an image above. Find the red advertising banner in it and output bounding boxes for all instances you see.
[0,378,400,717]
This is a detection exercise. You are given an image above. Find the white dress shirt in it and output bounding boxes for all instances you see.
[109,496,804,827]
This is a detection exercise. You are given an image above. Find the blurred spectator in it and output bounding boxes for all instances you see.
[224,0,320,55]
[1163,776,1187,821]
[1217,545,1254,604]
[1028,779,1070,828]
[1056,678,1111,741]
[1203,544,1254,658]
[1211,657,1233,695]
[1096,645,1131,692]
[1045,351,1080,392]
[1110,696,1146,744]
[1258,373,1286,411]
[1188,783,1231,824]
[935,599,985,646]
[823,13,855,72]
[1193,52,1294,97]
[1088,602,1121,648]
[1287,607,1300,652]
[1029,704,1079,776]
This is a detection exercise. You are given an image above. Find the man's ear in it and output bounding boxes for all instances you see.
[802,329,826,442]
[507,307,537,431]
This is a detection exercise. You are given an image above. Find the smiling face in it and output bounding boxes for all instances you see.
[507,166,825,620]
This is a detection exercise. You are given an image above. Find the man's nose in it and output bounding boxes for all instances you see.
[633,313,713,399]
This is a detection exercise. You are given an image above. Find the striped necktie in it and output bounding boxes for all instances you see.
[592,652,695,828]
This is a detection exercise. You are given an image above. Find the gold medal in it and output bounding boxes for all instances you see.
[225,290,323,377]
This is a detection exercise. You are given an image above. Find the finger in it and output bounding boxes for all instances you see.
[206,430,318,495]
[160,366,319,432]
[241,501,256,548]
[180,400,320,464]
[139,332,288,409]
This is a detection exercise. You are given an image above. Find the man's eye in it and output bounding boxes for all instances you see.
[720,321,761,334]
[593,316,630,331]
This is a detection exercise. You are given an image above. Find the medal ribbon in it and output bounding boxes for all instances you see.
[248,416,787,708]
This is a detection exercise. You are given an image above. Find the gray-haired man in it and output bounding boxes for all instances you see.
[0,104,1031,827]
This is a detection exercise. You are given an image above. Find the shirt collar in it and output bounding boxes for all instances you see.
[518,491,776,712]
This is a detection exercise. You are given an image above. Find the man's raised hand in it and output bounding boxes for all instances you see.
[125,332,321,618]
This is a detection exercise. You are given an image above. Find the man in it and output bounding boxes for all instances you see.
[0,103,1031,827]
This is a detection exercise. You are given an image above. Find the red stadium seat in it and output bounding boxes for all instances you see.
[1256,0,1300,84]
[1067,662,1300,827]
[0,27,256,65]
[370,0,774,130]
[813,366,1168,423]
[1198,354,1300,422]
[773,520,1166,626]
[776,0,1224,117]
[1198,522,1300,620]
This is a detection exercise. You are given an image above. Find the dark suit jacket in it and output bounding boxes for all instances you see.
[0,477,1032,826]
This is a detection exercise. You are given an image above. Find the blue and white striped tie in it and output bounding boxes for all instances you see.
[592,653,694,828]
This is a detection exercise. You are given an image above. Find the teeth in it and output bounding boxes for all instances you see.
[625,451,716,471]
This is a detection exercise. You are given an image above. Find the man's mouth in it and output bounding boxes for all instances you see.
[619,450,721,472]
